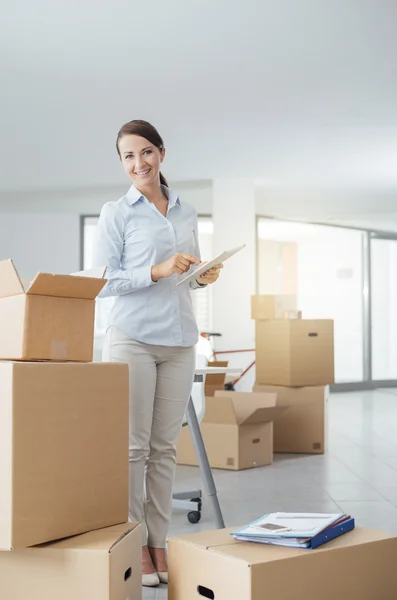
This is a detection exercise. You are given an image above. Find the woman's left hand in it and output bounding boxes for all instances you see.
[196,264,223,286]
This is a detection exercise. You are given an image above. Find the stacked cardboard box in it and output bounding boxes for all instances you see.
[0,259,141,600]
[252,295,334,454]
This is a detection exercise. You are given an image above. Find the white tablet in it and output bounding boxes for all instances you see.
[176,244,246,286]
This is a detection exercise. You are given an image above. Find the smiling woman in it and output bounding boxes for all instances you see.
[91,119,221,588]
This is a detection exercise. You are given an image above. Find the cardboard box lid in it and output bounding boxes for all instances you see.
[0,259,106,300]
[39,523,139,553]
[203,391,285,426]
[170,526,397,565]
[0,259,25,298]
[206,361,229,385]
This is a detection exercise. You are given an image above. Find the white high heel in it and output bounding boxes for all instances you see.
[157,571,168,584]
[142,572,160,587]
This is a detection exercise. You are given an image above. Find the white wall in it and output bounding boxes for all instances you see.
[0,180,213,214]
[0,181,213,277]
[0,213,79,279]
[255,185,397,226]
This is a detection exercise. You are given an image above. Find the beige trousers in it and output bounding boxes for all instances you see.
[102,326,195,547]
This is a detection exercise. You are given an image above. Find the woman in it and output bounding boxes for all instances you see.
[93,120,221,587]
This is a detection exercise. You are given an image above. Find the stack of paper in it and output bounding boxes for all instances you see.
[231,512,355,550]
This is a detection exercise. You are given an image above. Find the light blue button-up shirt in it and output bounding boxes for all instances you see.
[92,184,203,347]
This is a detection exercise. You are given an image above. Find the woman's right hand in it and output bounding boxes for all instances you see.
[151,254,200,281]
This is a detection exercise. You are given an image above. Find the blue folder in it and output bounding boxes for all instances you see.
[309,517,355,549]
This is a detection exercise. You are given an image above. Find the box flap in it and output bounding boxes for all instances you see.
[214,391,277,425]
[202,396,238,424]
[240,405,288,426]
[71,266,107,278]
[206,361,229,385]
[26,273,106,299]
[170,527,241,549]
[38,523,139,552]
[0,259,25,298]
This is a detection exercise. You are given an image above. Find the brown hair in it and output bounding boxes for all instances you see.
[116,119,168,187]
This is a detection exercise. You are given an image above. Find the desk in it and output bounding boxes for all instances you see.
[172,367,242,529]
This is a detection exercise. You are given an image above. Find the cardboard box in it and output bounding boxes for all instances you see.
[168,526,397,600]
[0,361,129,550]
[0,523,142,600]
[255,319,334,386]
[0,259,106,361]
[205,361,228,396]
[251,294,297,320]
[176,391,286,470]
[254,384,328,454]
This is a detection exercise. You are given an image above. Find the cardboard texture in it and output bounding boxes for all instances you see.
[205,361,228,396]
[255,319,335,386]
[251,294,297,320]
[176,392,286,470]
[254,384,328,454]
[0,362,129,550]
[0,259,106,361]
[168,526,397,600]
[0,524,142,600]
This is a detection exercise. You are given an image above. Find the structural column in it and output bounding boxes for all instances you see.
[212,178,256,351]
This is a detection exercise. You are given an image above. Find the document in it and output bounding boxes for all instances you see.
[176,244,246,286]
[231,512,352,549]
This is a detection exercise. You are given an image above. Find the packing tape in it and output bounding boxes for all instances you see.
[51,340,68,360]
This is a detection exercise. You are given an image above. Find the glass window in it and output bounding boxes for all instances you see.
[371,238,397,380]
[257,218,365,383]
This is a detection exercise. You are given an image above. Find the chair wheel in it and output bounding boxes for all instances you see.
[187,511,201,524]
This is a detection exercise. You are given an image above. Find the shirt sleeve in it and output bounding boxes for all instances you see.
[189,211,207,290]
[92,202,156,298]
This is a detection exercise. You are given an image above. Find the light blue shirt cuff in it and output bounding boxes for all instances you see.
[190,278,207,290]
[134,265,156,288]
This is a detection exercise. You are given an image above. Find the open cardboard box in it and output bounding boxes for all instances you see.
[0,523,142,600]
[0,259,106,361]
[177,391,287,470]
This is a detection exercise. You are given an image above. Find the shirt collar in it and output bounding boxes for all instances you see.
[126,184,180,208]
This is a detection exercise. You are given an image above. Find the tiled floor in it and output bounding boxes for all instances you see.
[143,388,397,599]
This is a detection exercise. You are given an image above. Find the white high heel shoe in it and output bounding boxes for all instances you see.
[142,572,160,587]
[157,571,168,584]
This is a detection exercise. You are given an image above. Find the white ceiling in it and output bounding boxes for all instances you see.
[1,0,397,193]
